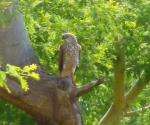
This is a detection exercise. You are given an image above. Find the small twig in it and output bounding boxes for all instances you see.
[125,105,150,117]
[74,79,104,98]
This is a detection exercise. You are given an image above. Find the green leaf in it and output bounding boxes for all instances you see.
[6,64,21,78]
[29,72,40,80]
[31,0,42,8]
[0,71,6,87]
[23,64,38,73]
[19,78,29,92]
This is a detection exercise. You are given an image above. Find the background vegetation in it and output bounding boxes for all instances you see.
[0,0,150,125]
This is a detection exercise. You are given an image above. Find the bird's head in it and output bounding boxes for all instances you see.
[62,33,77,44]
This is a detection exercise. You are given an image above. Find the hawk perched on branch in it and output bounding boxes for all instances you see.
[59,33,81,85]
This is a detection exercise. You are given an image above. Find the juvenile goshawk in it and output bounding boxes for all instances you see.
[59,33,81,85]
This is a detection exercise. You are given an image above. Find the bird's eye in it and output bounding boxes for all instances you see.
[62,35,68,39]
[62,36,68,39]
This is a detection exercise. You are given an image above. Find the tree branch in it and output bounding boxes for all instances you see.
[99,38,125,125]
[74,79,104,97]
[125,72,150,108]
[125,105,150,117]
[113,39,125,107]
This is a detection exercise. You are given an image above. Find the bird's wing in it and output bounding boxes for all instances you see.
[59,45,64,73]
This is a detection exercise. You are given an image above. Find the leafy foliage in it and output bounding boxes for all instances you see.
[0,64,40,92]
[0,0,12,12]
[0,100,36,125]
[0,0,15,27]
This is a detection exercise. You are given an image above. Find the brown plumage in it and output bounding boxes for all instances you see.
[59,33,81,86]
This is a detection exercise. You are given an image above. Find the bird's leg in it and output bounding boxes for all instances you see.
[71,73,76,87]
[58,76,74,91]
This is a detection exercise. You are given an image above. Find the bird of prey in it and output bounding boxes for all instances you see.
[59,33,81,86]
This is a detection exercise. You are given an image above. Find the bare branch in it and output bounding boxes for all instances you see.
[125,105,150,117]
[74,79,104,97]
